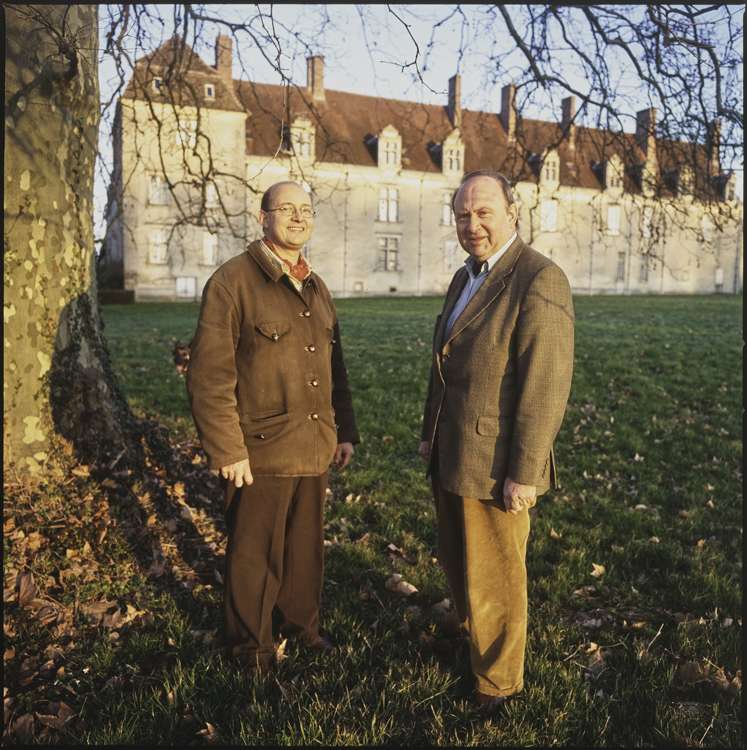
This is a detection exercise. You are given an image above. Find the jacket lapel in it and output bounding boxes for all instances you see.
[444,237,526,346]
[436,267,469,347]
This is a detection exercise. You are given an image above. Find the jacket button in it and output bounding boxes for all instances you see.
[310,379,319,387]
[310,413,319,420]
[258,434,265,439]
[308,344,316,352]
[271,333,279,341]
[302,310,311,317]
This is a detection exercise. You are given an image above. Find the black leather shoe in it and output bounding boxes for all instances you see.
[304,634,337,655]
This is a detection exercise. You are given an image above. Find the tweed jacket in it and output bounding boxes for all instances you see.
[421,235,574,500]
[186,240,359,476]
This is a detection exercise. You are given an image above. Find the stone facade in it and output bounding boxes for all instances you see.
[102,36,743,300]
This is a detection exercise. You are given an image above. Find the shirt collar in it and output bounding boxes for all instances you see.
[465,232,517,278]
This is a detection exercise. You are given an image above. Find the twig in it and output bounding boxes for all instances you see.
[646,623,664,652]
[699,716,715,745]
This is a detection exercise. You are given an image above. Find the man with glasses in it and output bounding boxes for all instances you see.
[187,181,359,676]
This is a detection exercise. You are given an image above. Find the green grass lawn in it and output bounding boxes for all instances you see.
[4,294,742,746]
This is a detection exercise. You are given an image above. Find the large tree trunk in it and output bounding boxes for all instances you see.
[4,4,136,479]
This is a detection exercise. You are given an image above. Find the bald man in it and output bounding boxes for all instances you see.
[187,181,359,675]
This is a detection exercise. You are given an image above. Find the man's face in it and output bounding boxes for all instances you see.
[259,182,314,255]
[453,176,518,263]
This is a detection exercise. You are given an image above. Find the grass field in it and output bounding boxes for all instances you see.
[3,294,742,746]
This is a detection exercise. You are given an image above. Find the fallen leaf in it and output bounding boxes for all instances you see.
[275,638,288,664]
[674,660,710,688]
[590,564,605,578]
[17,571,38,606]
[385,574,418,597]
[196,722,221,744]
[432,598,451,613]
[550,528,562,539]
[277,674,301,702]
[678,510,690,519]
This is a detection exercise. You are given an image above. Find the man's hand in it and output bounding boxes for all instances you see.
[333,442,354,470]
[503,477,537,515]
[220,458,253,487]
[417,441,431,461]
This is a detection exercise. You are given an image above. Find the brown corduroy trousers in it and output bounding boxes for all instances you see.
[433,479,530,697]
[223,471,329,668]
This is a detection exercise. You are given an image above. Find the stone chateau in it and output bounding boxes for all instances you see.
[101,35,743,300]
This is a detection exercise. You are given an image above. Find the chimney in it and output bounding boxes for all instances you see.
[708,119,721,174]
[562,96,576,150]
[635,107,657,159]
[307,55,325,101]
[215,35,233,85]
[500,84,516,142]
[448,74,462,128]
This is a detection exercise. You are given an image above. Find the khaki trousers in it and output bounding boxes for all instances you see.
[223,472,329,668]
[433,479,530,697]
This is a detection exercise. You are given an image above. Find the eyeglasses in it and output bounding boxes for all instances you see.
[265,204,315,218]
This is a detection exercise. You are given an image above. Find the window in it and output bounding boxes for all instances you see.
[606,204,621,235]
[639,258,649,283]
[609,172,623,189]
[204,84,215,100]
[294,130,311,156]
[148,174,169,206]
[176,277,197,300]
[377,236,399,271]
[149,228,168,264]
[381,141,398,165]
[379,188,399,222]
[641,206,654,238]
[445,148,461,171]
[176,118,197,149]
[715,267,724,292]
[616,252,626,281]
[443,240,460,273]
[540,200,558,232]
[442,194,455,226]
[152,77,163,93]
[202,231,218,266]
[543,160,558,182]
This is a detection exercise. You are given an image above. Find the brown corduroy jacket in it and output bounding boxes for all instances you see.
[422,235,574,501]
[186,241,359,476]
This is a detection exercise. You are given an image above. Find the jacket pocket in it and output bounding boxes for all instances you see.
[476,415,510,436]
[256,321,291,341]
[240,411,290,441]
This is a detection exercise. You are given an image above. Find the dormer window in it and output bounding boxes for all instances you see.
[204,83,215,100]
[152,77,163,93]
[538,149,559,188]
[678,167,693,197]
[442,128,464,176]
[288,115,315,160]
[377,125,401,169]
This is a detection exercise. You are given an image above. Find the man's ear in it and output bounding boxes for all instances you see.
[508,203,519,227]
[258,210,268,229]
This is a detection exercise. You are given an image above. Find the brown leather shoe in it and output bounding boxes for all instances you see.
[466,690,509,715]
[304,634,337,655]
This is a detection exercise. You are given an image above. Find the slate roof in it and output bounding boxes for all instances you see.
[123,36,725,202]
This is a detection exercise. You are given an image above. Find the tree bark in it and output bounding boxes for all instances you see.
[4,4,137,479]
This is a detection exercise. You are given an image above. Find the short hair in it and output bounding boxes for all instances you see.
[451,170,515,212]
